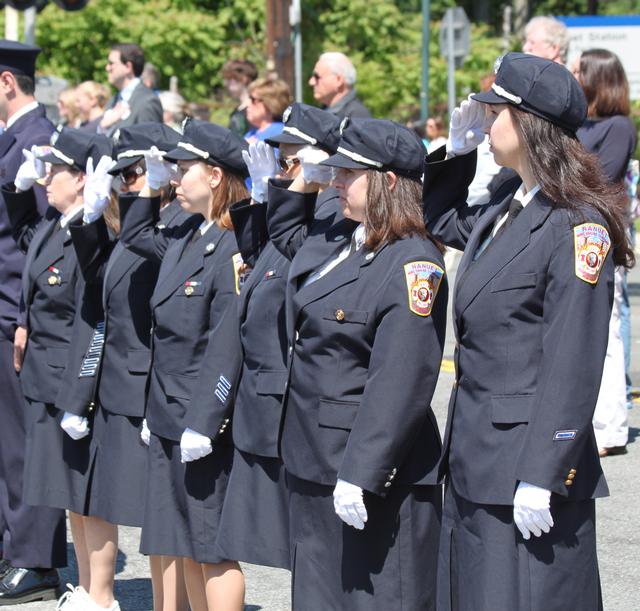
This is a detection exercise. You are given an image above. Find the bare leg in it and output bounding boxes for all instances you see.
[68,511,90,591]
[183,557,208,611]
[155,556,189,611]
[83,515,118,608]
[202,561,244,611]
[150,556,163,611]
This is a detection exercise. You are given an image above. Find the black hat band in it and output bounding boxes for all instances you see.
[337,146,383,169]
[491,83,522,105]
[117,149,163,160]
[282,126,317,145]
[177,142,210,159]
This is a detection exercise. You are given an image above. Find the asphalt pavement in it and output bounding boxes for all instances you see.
[9,252,640,611]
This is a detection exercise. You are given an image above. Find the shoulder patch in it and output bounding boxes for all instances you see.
[403,261,444,317]
[232,252,250,295]
[574,223,611,284]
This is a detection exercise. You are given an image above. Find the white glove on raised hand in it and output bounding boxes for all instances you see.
[513,481,554,540]
[298,146,333,185]
[446,95,487,157]
[83,156,116,223]
[333,478,368,530]
[15,145,45,192]
[145,146,173,190]
[60,412,90,441]
[241,141,279,203]
[180,427,212,463]
[140,419,151,446]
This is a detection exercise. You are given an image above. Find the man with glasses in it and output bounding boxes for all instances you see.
[308,52,371,119]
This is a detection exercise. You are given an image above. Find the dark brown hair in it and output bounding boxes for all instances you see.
[364,170,443,253]
[112,43,145,77]
[221,59,258,85]
[208,166,248,230]
[509,106,634,268]
[579,49,630,118]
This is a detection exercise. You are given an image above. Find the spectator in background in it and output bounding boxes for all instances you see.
[186,102,210,122]
[308,52,371,119]
[244,77,291,144]
[100,43,162,136]
[158,90,186,131]
[76,80,110,133]
[222,59,258,137]
[56,87,80,128]
[141,62,160,92]
[575,48,637,457]
[425,115,447,153]
[522,16,569,64]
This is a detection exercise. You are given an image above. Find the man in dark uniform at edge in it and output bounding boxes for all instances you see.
[0,40,66,605]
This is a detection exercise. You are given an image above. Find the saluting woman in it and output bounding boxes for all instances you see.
[423,52,633,611]
[118,119,248,611]
[267,118,446,609]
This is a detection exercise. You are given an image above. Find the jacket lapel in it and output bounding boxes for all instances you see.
[22,217,58,305]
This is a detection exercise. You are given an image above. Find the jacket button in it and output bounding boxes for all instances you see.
[335,309,345,321]
[384,481,392,488]
[567,473,575,480]
[569,468,577,475]
[564,479,573,486]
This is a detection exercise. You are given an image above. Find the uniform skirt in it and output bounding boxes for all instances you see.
[287,473,441,611]
[140,433,233,563]
[216,450,290,570]
[437,482,603,611]
[23,400,95,515]
[85,406,148,527]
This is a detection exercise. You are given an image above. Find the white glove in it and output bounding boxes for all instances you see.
[15,145,45,192]
[298,146,333,185]
[333,478,368,530]
[60,412,90,441]
[179,427,212,463]
[140,419,151,446]
[241,141,279,203]
[83,156,116,223]
[513,481,554,540]
[145,146,173,190]
[446,95,487,157]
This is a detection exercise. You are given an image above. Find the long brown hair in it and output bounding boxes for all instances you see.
[509,106,634,268]
[364,170,442,253]
[579,49,630,118]
[208,166,248,230]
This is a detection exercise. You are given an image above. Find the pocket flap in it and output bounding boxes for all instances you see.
[491,395,533,424]
[127,349,150,374]
[322,309,369,324]
[490,273,537,292]
[161,372,196,399]
[46,347,68,368]
[256,369,288,396]
[317,399,359,430]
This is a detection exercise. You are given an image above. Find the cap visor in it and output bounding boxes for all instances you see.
[164,147,201,162]
[471,90,507,105]
[264,133,308,147]
[38,151,72,166]
[320,152,369,170]
[108,156,142,175]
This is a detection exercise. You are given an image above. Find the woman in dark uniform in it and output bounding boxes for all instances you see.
[58,124,190,611]
[422,52,634,611]
[119,119,247,611]
[267,118,446,609]
[2,128,113,603]
[209,103,342,571]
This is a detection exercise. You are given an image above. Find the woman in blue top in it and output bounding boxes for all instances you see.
[243,77,291,144]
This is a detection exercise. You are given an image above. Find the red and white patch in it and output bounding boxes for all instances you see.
[404,261,444,317]
[574,223,611,284]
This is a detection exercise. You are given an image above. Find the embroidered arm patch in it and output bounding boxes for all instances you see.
[403,261,444,317]
[574,223,610,284]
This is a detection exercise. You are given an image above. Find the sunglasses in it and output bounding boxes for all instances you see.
[119,164,145,186]
[278,156,300,173]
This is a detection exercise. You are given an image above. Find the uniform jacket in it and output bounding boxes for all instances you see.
[105,82,163,137]
[3,184,101,407]
[423,147,612,505]
[119,195,241,442]
[268,184,446,496]
[63,199,189,418]
[0,105,54,340]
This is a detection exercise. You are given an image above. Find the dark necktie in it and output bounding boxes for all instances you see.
[478,197,524,258]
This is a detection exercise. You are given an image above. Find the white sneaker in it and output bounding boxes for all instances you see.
[55,584,89,610]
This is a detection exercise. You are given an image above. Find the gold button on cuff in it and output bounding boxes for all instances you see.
[384,481,392,488]
[567,473,575,480]
[564,479,573,486]
[569,468,577,475]
[335,309,345,321]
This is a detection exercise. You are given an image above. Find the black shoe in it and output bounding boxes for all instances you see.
[0,567,59,605]
[0,561,10,581]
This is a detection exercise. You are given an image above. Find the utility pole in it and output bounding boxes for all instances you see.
[512,0,528,39]
[265,0,294,92]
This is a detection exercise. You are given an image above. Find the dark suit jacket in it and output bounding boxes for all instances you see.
[64,199,189,418]
[0,105,54,340]
[119,195,241,442]
[423,147,612,504]
[268,185,446,496]
[105,82,163,136]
